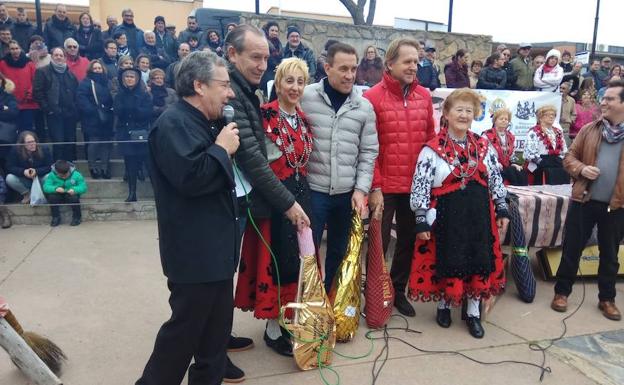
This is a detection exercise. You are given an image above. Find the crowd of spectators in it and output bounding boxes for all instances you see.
[0,2,619,228]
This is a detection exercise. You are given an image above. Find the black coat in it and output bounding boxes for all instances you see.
[154,30,178,60]
[33,65,79,117]
[229,67,295,218]
[74,26,104,60]
[149,99,240,283]
[7,146,52,177]
[139,44,171,70]
[477,66,507,90]
[43,16,76,50]
[114,78,152,156]
[12,21,37,51]
[76,73,114,137]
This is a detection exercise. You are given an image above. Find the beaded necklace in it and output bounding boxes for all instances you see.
[442,131,480,190]
[273,108,313,181]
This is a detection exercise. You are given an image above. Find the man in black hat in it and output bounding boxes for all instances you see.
[153,15,178,60]
[282,25,316,80]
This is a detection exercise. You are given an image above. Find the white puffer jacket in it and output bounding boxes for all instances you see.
[534,49,564,92]
[301,81,379,195]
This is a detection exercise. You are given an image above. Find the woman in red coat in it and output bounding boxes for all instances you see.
[0,40,38,131]
[234,58,314,357]
[481,108,527,185]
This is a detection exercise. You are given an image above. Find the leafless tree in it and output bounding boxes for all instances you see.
[338,0,377,25]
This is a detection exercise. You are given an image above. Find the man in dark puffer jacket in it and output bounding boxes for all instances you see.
[226,25,309,226]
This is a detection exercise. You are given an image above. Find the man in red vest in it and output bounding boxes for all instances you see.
[364,38,435,317]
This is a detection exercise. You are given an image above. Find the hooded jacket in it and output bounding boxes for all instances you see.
[0,52,38,109]
[42,163,88,196]
[533,49,564,92]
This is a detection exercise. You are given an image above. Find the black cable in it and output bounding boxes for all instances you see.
[365,312,558,385]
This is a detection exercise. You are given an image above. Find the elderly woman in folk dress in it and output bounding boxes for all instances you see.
[409,88,510,339]
[523,105,569,185]
[482,108,527,185]
[234,58,314,357]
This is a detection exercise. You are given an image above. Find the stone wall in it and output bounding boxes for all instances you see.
[240,12,493,71]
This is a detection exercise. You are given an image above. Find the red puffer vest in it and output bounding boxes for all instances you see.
[364,72,435,193]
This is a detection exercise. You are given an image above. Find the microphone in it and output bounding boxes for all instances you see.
[223,105,235,125]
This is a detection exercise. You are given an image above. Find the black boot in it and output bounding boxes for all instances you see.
[101,168,111,180]
[125,175,137,202]
[70,205,82,226]
[0,207,12,229]
[436,308,452,328]
[50,205,61,227]
[137,167,145,181]
[90,168,101,179]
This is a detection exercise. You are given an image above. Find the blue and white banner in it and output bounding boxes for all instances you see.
[431,89,562,151]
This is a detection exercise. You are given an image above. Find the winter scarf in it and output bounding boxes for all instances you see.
[150,84,168,107]
[602,119,624,143]
[4,51,30,68]
[51,61,67,73]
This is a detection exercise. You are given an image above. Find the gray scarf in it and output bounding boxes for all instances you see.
[50,61,67,73]
[602,119,624,143]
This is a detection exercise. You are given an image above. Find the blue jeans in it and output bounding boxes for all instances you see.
[310,191,353,293]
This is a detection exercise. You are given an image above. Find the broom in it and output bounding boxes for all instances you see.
[3,309,67,375]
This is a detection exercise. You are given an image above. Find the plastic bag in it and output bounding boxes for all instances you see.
[29,176,47,206]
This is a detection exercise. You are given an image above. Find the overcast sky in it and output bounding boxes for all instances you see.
[203,0,622,46]
[26,0,624,46]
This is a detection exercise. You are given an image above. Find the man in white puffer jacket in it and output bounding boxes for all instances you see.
[301,42,379,291]
[534,49,564,92]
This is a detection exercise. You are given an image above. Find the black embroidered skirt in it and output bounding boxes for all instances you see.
[433,181,495,278]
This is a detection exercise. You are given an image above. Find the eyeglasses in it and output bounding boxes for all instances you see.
[211,78,231,87]
[66,45,78,49]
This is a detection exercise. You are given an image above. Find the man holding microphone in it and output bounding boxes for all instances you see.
[136,50,241,385]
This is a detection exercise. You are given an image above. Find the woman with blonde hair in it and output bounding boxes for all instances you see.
[409,88,509,338]
[481,108,527,185]
[523,105,569,184]
[234,57,314,356]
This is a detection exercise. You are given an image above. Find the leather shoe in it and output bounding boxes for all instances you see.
[223,356,245,383]
[264,331,293,357]
[551,294,568,312]
[436,308,451,328]
[465,316,484,339]
[598,301,622,321]
[394,294,416,317]
[228,335,254,352]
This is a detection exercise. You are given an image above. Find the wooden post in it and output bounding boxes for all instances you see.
[0,318,62,385]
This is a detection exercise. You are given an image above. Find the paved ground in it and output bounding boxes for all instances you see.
[0,221,622,385]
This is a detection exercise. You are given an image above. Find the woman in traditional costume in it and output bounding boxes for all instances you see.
[523,105,569,185]
[234,58,314,356]
[409,88,510,338]
[482,108,527,185]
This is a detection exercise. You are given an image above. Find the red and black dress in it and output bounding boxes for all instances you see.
[408,130,508,306]
[482,128,527,186]
[234,99,314,319]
